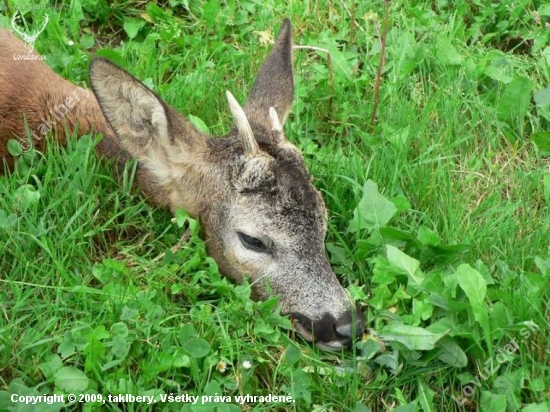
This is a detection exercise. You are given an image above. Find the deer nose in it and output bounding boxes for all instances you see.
[292,308,365,350]
[335,309,365,342]
[332,308,365,345]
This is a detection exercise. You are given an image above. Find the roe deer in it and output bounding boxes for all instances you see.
[0,19,365,350]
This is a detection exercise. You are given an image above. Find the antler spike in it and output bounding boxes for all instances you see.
[268,107,289,146]
[226,90,259,158]
[33,14,49,42]
[269,107,283,133]
[10,12,26,39]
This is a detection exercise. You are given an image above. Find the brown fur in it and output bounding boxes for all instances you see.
[0,20,365,350]
[0,30,119,172]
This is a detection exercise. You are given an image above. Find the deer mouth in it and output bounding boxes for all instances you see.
[291,316,349,351]
[293,320,349,351]
[290,310,365,351]
[292,318,315,342]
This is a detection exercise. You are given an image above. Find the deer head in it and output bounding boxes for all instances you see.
[89,19,364,350]
[11,11,49,54]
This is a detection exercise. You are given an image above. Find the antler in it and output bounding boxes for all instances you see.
[11,12,49,46]
[269,107,282,133]
[10,12,27,40]
[30,13,49,43]
[268,107,288,146]
[226,90,259,158]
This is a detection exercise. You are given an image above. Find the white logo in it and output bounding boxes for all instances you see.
[11,11,49,54]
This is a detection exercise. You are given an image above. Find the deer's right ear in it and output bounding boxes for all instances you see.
[244,19,294,132]
[89,58,208,162]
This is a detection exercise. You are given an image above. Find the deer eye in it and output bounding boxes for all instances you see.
[238,232,268,253]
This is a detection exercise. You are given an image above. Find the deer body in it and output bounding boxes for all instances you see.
[0,21,364,350]
[0,30,115,169]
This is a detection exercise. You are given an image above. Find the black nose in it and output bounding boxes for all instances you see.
[335,309,365,343]
[292,308,365,349]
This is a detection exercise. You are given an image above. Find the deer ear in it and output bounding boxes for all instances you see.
[90,58,169,159]
[89,58,208,163]
[244,19,294,132]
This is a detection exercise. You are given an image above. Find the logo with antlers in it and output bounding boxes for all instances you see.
[11,11,49,54]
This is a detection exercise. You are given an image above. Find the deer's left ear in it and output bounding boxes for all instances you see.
[90,58,212,183]
[244,19,294,131]
[90,57,210,157]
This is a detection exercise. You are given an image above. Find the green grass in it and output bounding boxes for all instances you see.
[1,1,549,411]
